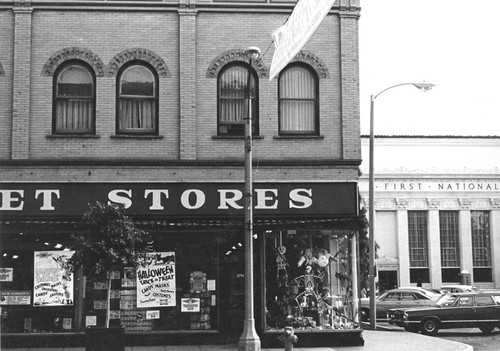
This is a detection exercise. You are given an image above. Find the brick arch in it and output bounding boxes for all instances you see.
[106,48,171,78]
[290,50,330,79]
[206,49,268,79]
[41,47,105,77]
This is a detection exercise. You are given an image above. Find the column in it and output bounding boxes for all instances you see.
[11,3,32,159]
[178,7,197,160]
[427,210,442,287]
[459,210,474,280]
[396,210,410,286]
[489,203,500,288]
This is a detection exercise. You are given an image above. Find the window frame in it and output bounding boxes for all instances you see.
[52,60,96,135]
[116,61,159,135]
[278,63,319,136]
[217,62,259,136]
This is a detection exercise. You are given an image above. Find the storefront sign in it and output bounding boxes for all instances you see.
[0,290,31,305]
[136,252,176,308]
[0,182,358,217]
[359,180,500,192]
[33,251,74,306]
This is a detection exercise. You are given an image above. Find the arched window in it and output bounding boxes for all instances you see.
[278,64,318,135]
[53,62,95,134]
[218,63,258,136]
[117,63,158,134]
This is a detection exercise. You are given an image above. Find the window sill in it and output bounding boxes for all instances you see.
[273,135,324,140]
[212,135,264,140]
[111,134,164,139]
[47,134,100,139]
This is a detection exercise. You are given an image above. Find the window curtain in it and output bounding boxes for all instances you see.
[55,98,93,132]
[219,66,256,124]
[118,99,156,130]
[55,65,94,133]
[279,67,316,133]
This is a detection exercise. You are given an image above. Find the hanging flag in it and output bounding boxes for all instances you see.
[269,0,336,81]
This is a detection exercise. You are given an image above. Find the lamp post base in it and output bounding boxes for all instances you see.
[239,322,261,351]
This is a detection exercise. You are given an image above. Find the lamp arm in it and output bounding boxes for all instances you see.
[373,82,417,101]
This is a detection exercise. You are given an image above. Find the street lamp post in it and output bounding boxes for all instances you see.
[239,46,261,351]
[368,82,435,330]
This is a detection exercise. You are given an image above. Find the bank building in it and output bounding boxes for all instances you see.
[359,135,500,293]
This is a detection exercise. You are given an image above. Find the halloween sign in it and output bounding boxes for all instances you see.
[33,251,74,306]
[136,252,176,308]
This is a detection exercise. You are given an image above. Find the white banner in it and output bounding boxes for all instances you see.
[136,252,176,308]
[269,0,336,81]
[33,251,74,306]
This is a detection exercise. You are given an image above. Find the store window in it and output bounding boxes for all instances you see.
[471,211,492,282]
[53,62,95,134]
[83,232,221,331]
[217,63,258,136]
[0,230,234,334]
[408,211,429,283]
[264,230,355,331]
[278,64,319,135]
[439,211,460,282]
[117,62,158,135]
[0,232,76,334]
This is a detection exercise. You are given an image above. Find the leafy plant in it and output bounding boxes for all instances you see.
[66,201,148,328]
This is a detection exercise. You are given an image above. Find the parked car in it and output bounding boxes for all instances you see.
[387,291,500,335]
[359,287,442,321]
[440,284,478,293]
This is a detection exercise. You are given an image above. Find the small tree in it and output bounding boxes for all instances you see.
[66,201,148,328]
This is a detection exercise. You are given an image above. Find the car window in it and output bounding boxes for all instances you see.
[436,294,456,307]
[414,293,429,300]
[476,296,495,306]
[384,293,400,301]
[454,296,472,307]
[401,293,417,301]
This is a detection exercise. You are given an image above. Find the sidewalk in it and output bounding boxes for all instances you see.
[1,330,473,351]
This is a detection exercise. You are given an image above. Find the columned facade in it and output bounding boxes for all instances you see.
[360,136,500,291]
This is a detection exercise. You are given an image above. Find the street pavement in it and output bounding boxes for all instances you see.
[1,329,473,351]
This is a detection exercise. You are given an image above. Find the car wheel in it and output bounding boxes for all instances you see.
[420,318,440,336]
[404,325,419,333]
[360,308,370,322]
[478,324,495,335]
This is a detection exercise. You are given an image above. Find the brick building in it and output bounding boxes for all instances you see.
[0,0,363,348]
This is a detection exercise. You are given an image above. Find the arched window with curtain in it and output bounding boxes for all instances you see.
[278,64,319,135]
[53,62,95,134]
[117,62,158,135]
[217,63,259,136]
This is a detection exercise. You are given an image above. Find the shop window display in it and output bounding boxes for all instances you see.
[265,231,356,331]
[0,230,231,334]
[0,233,77,334]
[83,232,220,331]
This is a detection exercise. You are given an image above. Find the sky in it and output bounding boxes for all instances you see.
[358,0,500,136]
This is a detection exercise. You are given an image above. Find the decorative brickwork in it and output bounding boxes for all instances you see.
[206,49,268,79]
[289,50,330,79]
[106,48,170,78]
[0,62,4,76]
[41,47,105,77]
